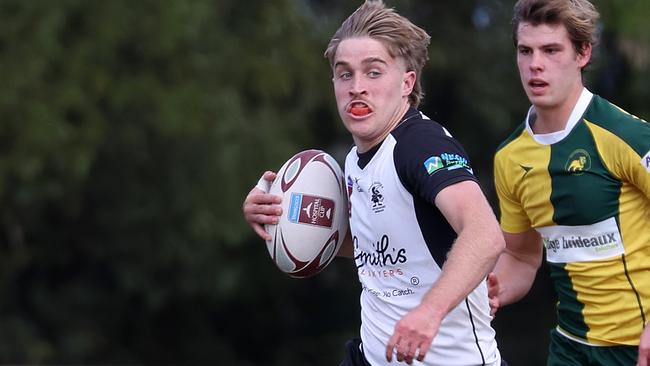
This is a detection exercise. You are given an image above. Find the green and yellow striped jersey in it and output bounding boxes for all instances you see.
[494,89,650,346]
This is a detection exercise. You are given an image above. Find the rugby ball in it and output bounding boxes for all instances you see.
[265,149,348,278]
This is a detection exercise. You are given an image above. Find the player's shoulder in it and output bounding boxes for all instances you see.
[586,94,646,125]
[394,114,467,159]
[392,110,453,143]
[493,122,528,179]
[495,121,527,157]
[390,110,475,174]
[585,94,650,153]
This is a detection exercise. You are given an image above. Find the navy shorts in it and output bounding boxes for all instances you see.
[339,336,509,366]
[340,338,372,366]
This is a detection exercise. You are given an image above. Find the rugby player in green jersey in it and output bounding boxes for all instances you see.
[489,0,650,365]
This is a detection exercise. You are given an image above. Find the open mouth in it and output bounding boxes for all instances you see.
[348,102,372,117]
[529,79,548,88]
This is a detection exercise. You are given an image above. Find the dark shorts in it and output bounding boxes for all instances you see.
[339,338,372,366]
[340,337,509,366]
[548,328,638,366]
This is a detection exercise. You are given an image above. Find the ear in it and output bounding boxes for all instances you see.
[402,70,416,97]
[577,42,592,69]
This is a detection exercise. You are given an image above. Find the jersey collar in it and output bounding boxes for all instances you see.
[525,88,594,145]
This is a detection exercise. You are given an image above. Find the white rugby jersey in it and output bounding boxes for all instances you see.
[346,108,500,366]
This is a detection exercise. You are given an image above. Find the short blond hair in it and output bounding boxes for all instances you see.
[324,0,431,107]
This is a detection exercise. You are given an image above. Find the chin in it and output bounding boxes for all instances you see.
[347,124,372,138]
[341,121,360,136]
[528,94,553,108]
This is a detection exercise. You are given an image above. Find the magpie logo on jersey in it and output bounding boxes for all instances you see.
[642,150,650,173]
[369,182,385,213]
[424,152,472,175]
[565,149,591,175]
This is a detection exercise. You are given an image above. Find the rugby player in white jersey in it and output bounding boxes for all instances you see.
[244,1,507,365]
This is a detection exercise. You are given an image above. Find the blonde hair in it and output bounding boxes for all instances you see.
[512,0,600,66]
[324,0,431,107]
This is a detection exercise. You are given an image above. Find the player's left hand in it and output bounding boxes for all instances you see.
[487,272,501,317]
[385,304,442,364]
[637,322,650,366]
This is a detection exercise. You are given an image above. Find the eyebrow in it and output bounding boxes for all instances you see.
[518,42,564,49]
[334,57,388,69]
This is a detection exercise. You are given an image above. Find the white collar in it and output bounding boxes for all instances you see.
[525,88,594,145]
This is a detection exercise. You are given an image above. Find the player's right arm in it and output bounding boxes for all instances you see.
[490,229,543,309]
[491,143,543,311]
[242,171,282,241]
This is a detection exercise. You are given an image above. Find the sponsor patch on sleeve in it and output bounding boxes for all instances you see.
[424,156,444,174]
[424,153,472,175]
[642,150,650,173]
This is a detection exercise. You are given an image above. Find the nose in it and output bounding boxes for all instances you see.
[349,74,367,96]
[529,50,543,72]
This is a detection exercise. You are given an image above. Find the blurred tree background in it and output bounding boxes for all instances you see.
[0,0,647,364]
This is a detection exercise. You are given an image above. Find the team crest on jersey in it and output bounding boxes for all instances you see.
[642,150,650,173]
[424,153,471,175]
[369,182,385,213]
[565,149,591,175]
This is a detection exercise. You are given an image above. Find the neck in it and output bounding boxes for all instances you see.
[532,86,584,134]
[355,101,412,153]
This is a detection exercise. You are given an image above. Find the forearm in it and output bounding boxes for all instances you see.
[420,224,504,319]
[493,250,539,306]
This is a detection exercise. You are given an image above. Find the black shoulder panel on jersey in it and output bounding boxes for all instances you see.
[391,110,477,267]
[392,112,477,203]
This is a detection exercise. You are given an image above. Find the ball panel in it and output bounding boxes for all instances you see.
[288,230,340,279]
[280,149,322,193]
[273,230,297,273]
[283,158,302,189]
[319,234,339,267]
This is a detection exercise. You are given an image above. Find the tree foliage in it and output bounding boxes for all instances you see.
[0,0,647,364]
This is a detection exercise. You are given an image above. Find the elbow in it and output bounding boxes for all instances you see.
[491,225,506,259]
[496,235,506,256]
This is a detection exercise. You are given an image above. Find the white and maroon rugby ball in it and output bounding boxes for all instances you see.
[265,149,348,278]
